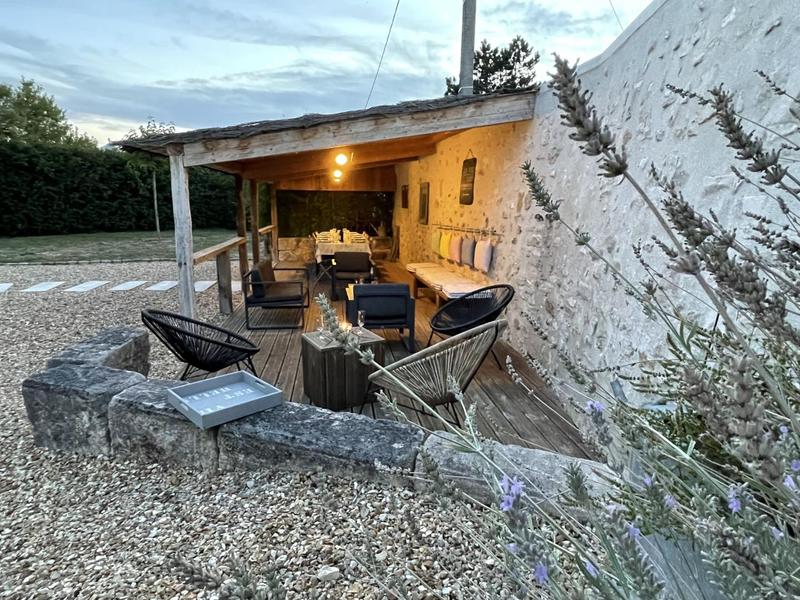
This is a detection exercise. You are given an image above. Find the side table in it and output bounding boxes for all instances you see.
[301,329,385,411]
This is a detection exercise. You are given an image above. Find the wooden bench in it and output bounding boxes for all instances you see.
[405,262,483,307]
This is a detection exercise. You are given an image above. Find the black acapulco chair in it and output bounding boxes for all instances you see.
[141,309,260,380]
[427,284,515,367]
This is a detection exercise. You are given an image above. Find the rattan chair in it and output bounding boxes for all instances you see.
[427,284,514,366]
[141,309,259,380]
[369,319,507,426]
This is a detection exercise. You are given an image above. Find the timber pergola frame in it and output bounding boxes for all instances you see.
[115,89,537,318]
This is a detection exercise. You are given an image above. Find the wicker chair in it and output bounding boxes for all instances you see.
[369,319,507,426]
[141,309,259,380]
[427,284,514,366]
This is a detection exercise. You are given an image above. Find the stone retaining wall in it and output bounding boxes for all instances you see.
[22,327,612,504]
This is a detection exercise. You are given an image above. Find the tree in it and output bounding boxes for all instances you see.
[123,117,176,140]
[445,36,539,95]
[0,78,96,149]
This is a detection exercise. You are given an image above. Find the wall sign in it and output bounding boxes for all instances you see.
[401,184,409,209]
[418,182,430,224]
[459,157,477,205]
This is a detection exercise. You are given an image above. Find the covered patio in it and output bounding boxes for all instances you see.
[113,88,592,455]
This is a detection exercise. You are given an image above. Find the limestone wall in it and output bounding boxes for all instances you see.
[394,0,799,412]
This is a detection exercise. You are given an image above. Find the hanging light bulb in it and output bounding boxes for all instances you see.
[332,169,343,180]
[334,152,349,166]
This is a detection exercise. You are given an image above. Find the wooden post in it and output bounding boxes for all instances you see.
[249,179,260,265]
[216,250,233,315]
[270,184,279,262]
[167,144,196,318]
[234,175,249,281]
[152,168,160,235]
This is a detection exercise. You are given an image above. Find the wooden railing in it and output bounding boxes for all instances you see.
[192,236,246,266]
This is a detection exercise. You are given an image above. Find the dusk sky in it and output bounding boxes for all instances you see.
[1,0,651,144]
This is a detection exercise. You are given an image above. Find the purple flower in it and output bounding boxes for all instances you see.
[771,527,784,540]
[791,459,800,472]
[584,560,599,577]
[533,562,549,585]
[779,425,789,439]
[664,494,677,510]
[783,475,797,491]
[506,542,518,554]
[643,474,654,488]
[727,488,741,514]
[586,400,605,415]
[510,478,524,496]
[626,523,641,540]
[500,495,515,512]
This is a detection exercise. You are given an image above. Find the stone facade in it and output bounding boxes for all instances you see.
[46,325,150,376]
[394,0,798,422]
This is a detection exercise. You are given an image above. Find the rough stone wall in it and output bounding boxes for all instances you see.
[394,0,799,416]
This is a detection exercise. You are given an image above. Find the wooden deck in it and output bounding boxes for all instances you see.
[200,261,591,459]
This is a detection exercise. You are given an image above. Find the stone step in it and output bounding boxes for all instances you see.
[21,281,65,292]
[109,280,148,291]
[144,280,177,291]
[64,280,110,293]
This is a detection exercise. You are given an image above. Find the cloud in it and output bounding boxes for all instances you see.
[0,0,649,145]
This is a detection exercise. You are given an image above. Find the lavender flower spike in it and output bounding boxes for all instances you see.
[584,560,600,578]
[533,563,549,585]
[586,400,605,415]
[727,488,742,513]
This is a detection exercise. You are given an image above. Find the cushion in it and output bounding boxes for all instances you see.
[474,240,494,273]
[256,261,275,283]
[440,282,482,298]
[461,238,476,267]
[249,282,303,304]
[430,230,441,255]
[449,235,462,264]
[439,232,451,259]
[406,262,439,273]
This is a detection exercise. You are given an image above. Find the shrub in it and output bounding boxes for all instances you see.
[0,141,235,236]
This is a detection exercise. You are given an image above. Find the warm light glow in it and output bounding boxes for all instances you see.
[332,169,343,179]
[335,152,349,166]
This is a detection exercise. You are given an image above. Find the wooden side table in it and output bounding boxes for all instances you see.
[301,330,385,411]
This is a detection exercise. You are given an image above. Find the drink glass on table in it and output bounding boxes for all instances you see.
[356,310,366,336]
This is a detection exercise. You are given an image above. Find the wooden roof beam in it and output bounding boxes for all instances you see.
[239,142,436,181]
[182,93,535,167]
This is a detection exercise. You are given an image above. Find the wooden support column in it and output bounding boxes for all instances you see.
[270,184,279,261]
[216,250,233,315]
[234,175,249,281]
[249,179,261,265]
[167,144,196,318]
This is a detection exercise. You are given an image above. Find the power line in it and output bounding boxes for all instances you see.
[608,0,624,32]
[365,0,401,109]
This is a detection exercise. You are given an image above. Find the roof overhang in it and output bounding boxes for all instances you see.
[115,89,536,184]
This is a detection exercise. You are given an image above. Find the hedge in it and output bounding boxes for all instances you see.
[0,141,235,236]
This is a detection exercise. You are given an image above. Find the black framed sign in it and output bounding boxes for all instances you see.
[401,184,409,209]
[459,157,477,205]
[418,182,429,224]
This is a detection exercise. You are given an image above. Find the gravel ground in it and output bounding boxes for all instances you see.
[0,262,508,599]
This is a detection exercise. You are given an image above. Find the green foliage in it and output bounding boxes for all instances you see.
[445,36,539,95]
[0,79,95,149]
[0,140,235,236]
[277,190,393,237]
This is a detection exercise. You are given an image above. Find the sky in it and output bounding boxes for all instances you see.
[0,0,651,145]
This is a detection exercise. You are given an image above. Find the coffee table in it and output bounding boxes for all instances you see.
[301,329,385,411]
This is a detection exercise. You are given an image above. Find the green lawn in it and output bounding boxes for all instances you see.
[0,229,237,263]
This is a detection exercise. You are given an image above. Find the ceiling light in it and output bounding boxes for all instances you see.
[332,169,343,179]
[335,153,349,166]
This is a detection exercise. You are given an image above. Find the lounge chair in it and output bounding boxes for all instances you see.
[345,283,416,351]
[244,261,309,330]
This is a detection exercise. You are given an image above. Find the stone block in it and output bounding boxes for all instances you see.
[47,325,150,376]
[414,432,614,512]
[108,379,218,471]
[218,402,425,484]
[22,364,146,455]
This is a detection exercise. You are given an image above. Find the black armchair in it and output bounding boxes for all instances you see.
[141,309,259,380]
[244,261,309,330]
[346,283,416,351]
[428,284,515,366]
[331,251,374,300]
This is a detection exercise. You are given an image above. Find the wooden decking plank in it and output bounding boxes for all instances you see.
[178,261,591,458]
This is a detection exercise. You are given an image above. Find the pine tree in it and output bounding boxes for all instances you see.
[445,35,539,95]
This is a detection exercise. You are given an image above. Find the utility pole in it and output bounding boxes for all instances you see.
[459,0,476,95]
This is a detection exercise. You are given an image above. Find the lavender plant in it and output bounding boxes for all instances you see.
[309,58,800,598]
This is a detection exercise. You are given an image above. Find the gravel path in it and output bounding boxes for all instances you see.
[0,262,507,599]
